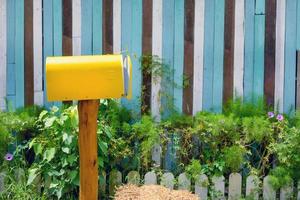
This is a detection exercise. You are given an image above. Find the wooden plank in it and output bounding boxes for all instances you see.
[103,0,113,54]
[92,0,102,54]
[160,172,174,189]
[193,0,205,115]
[244,0,255,102]
[284,0,297,113]
[99,171,106,194]
[33,0,43,106]
[280,183,293,200]
[141,0,153,114]
[81,0,93,55]
[178,173,191,191]
[15,0,25,108]
[212,175,225,199]
[63,0,73,56]
[253,14,265,103]
[275,0,285,112]
[223,0,235,104]
[246,175,259,199]
[297,51,300,109]
[263,175,276,200]
[202,0,215,111]
[144,171,157,185]
[151,143,161,166]
[264,0,276,106]
[113,0,121,53]
[24,0,34,106]
[14,168,25,183]
[195,174,208,200]
[228,173,242,200]
[233,0,244,98]
[297,181,300,200]
[255,0,265,14]
[72,0,81,55]
[182,0,194,115]
[151,0,163,121]
[109,170,122,195]
[127,171,140,185]
[161,0,175,118]
[0,0,7,110]
[212,0,225,113]
[0,172,5,192]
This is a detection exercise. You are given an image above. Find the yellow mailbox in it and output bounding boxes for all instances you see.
[46,54,132,101]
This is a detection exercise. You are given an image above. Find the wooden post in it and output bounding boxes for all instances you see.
[78,100,99,200]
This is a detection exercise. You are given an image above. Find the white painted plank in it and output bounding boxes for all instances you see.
[195,174,208,200]
[127,171,140,185]
[178,173,191,191]
[228,173,242,200]
[72,0,81,56]
[113,0,121,53]
[151,143,161,166]
[160,172,174,189]
[246,175,259,199]
[33,0,43,105]
[0,172,5,192]
[280,183,293,200]
[212,175,225,200]
[263,175,276,200]
[109,170,122,195]
[151,0,162,121]
[233,0,245,98]
[275,0,286,112]
[0,0,7,110]
[193,0,205,115]
[144,171,157,185]
[297,181,300,200]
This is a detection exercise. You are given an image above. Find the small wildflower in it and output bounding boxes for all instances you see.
[268,112,275,118]
[277,114,284,121]
[4,153,13,161]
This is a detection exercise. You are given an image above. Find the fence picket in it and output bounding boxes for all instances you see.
[109,170,122,195]
[144,171,157,185]
[127,171,140,185]
[246,175,259,199]
[151,143,161,166]
[178,173,191,191]
[99,171,106,194]
[195,174,208,200]
[263,175,276,200]
[160,172,174,189]
[228,173,242,200]
[280,183,293,200]
[0,172,5,192]
[212,175,225,199]
[14,168,25,183]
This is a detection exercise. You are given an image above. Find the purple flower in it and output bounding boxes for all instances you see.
[4,153,13,161]
[268,111,275,118]
[277,114,284,121]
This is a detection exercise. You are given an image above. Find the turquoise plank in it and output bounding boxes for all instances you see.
[92,0,102,54]
[81,0,93,55]
[255,0,265,14]
[43,0,54,108]
[15,0,24,108]
[203,0,215,111]
[212,0,225,113]
[297,0,300,49]
[244,0,255,102]
[161,0,175,118]
[173,0,184,113]
[52,0,62,108]
[253,15,265,102]
[121,0,142,116]
[6,95,16,111]
[284,0,297,113]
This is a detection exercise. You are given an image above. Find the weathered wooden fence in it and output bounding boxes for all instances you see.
[1,168,299,200]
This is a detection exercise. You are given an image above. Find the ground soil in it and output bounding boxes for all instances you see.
[114,184,199,200]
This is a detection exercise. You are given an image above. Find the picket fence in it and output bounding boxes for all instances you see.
[0,168,299,200]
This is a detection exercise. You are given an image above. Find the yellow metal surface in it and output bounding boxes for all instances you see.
[46,54,132,101]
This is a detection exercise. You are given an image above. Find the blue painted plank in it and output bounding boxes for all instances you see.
[6,95,16,112]
[92,0,102,54]
[255,0,265,14]
[244,0,255,102]
[43,0,54,108]
[297,0,300,49]
[253,15,265,102]
[203,0,215,111]
[15,0,24,108]
[212,0,225,113]
[121,0,142,116]
[284,0,297,113]
[161,0,175,118]
[173,0,184,113]
[81,0,93,55]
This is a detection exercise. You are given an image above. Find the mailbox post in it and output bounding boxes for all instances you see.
[46,55,132,200]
